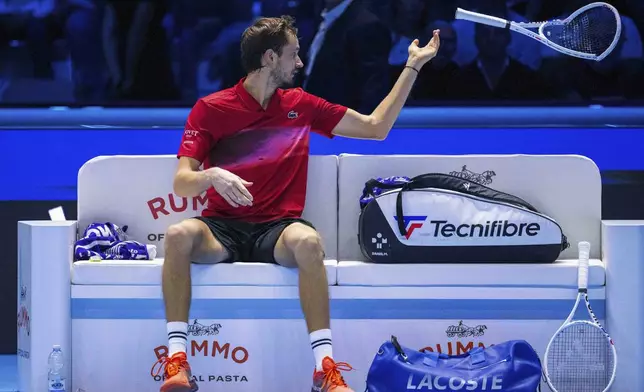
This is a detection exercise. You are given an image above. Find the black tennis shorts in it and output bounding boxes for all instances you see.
[192,216,315,263]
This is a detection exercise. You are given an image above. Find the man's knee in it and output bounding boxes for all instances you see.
[286,225,325,267]
[165,221,201,256]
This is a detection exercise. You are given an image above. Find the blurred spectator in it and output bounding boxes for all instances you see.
[384,0,461,102]
[207,1,256,91]
[557,32,644,101]
[0,0,103,100]
[388,0,428,85]
[362,0,392,26]
[506,0,542,20]
[102,0,179,101]
[412,20,460,101]
[173,1,318,100]
[537,0,644,101]
[539,0,643,62]
[262,0,318,72]
[0,0,641,105]
[448,21,551,101]
[0,0,57,79]
[425,0,458,22]
[303,0,391,113]
[168,0,225,101]
[452,0,543,71]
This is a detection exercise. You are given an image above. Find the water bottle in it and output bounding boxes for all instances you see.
[48,345,66,392]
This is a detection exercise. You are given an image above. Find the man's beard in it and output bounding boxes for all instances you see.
[272,69,296,88]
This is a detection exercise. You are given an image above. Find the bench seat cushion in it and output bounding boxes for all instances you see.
[72,259,338,286]
[336,259,605,287]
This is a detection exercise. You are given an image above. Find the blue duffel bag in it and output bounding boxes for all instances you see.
[365,336,542,391]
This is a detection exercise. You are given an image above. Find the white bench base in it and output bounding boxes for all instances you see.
[70,285,605,392]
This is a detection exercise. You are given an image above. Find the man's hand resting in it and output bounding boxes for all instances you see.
[205,167,253,208]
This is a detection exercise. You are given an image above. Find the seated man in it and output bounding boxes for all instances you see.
[152,15,440,392]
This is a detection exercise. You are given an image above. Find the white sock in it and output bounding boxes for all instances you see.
[167,321,188,356]
[310,329,333,371]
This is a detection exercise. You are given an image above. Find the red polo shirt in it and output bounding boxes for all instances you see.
[177,79,348,222]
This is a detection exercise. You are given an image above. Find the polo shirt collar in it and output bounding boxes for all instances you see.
[235,78,282,113]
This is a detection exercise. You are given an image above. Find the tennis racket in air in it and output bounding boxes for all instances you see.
[543,241,617,392]
[455,2,622,61]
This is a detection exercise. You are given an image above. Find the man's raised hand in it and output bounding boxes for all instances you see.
[407,29,441,69]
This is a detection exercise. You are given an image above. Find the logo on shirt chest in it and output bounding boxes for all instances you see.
[287,110,299,119]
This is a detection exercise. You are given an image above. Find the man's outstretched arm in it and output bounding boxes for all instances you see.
[331,30,441,141]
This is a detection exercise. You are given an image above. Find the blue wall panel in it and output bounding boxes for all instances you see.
[0,127,642,200]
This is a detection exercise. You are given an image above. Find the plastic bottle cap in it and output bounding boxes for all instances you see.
[53,345,61,350]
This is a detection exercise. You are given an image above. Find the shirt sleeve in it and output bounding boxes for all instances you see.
[177,99,217,163]
[304,91,348,139]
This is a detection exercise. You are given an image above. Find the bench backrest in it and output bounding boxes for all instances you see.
[337,154,602,261]
[77,155,339,259]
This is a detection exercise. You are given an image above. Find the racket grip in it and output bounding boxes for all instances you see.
[577,241,591,290]
[454,8,510,29]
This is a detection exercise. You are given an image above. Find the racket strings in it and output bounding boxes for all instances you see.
[547,323,614,392]
[542,6,619,55]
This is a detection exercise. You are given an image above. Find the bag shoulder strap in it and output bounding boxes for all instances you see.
[405,173,539,212]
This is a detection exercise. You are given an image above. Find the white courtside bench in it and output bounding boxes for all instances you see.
[16,154,643,392]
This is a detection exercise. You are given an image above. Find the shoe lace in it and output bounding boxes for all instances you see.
[150,354,187,378]
[322,361,353,388]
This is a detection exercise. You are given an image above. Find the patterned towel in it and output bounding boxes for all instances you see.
[359,176,411,209]
[74,222,157,261]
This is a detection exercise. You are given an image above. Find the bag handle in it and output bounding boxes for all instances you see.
[361,178,405,201]
[418,346,488,367]
[390,335,409,362]
[467,347,487,365]
[420,350,449,368]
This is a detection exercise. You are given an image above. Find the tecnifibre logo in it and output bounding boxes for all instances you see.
[397,216,428,239]
[430,220,541,238]
[396,216,541,238]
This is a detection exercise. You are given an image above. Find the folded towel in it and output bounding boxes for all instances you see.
[74,222,157,261]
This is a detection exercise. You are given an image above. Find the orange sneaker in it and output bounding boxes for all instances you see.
[311,356,354,392]
[151,352,199,392]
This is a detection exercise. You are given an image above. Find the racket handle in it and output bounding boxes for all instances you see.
[454,8,510,29]
[577,241,591,290]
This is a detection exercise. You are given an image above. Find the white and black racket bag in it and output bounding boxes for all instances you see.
[358,173,569,263]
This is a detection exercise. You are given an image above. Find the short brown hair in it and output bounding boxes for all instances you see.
[240,16,298,73]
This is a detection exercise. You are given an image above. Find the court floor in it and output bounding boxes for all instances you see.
[0,356,17,392]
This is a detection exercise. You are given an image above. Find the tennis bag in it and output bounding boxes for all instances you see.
[358,173,569,263]
[365,336,543,392]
